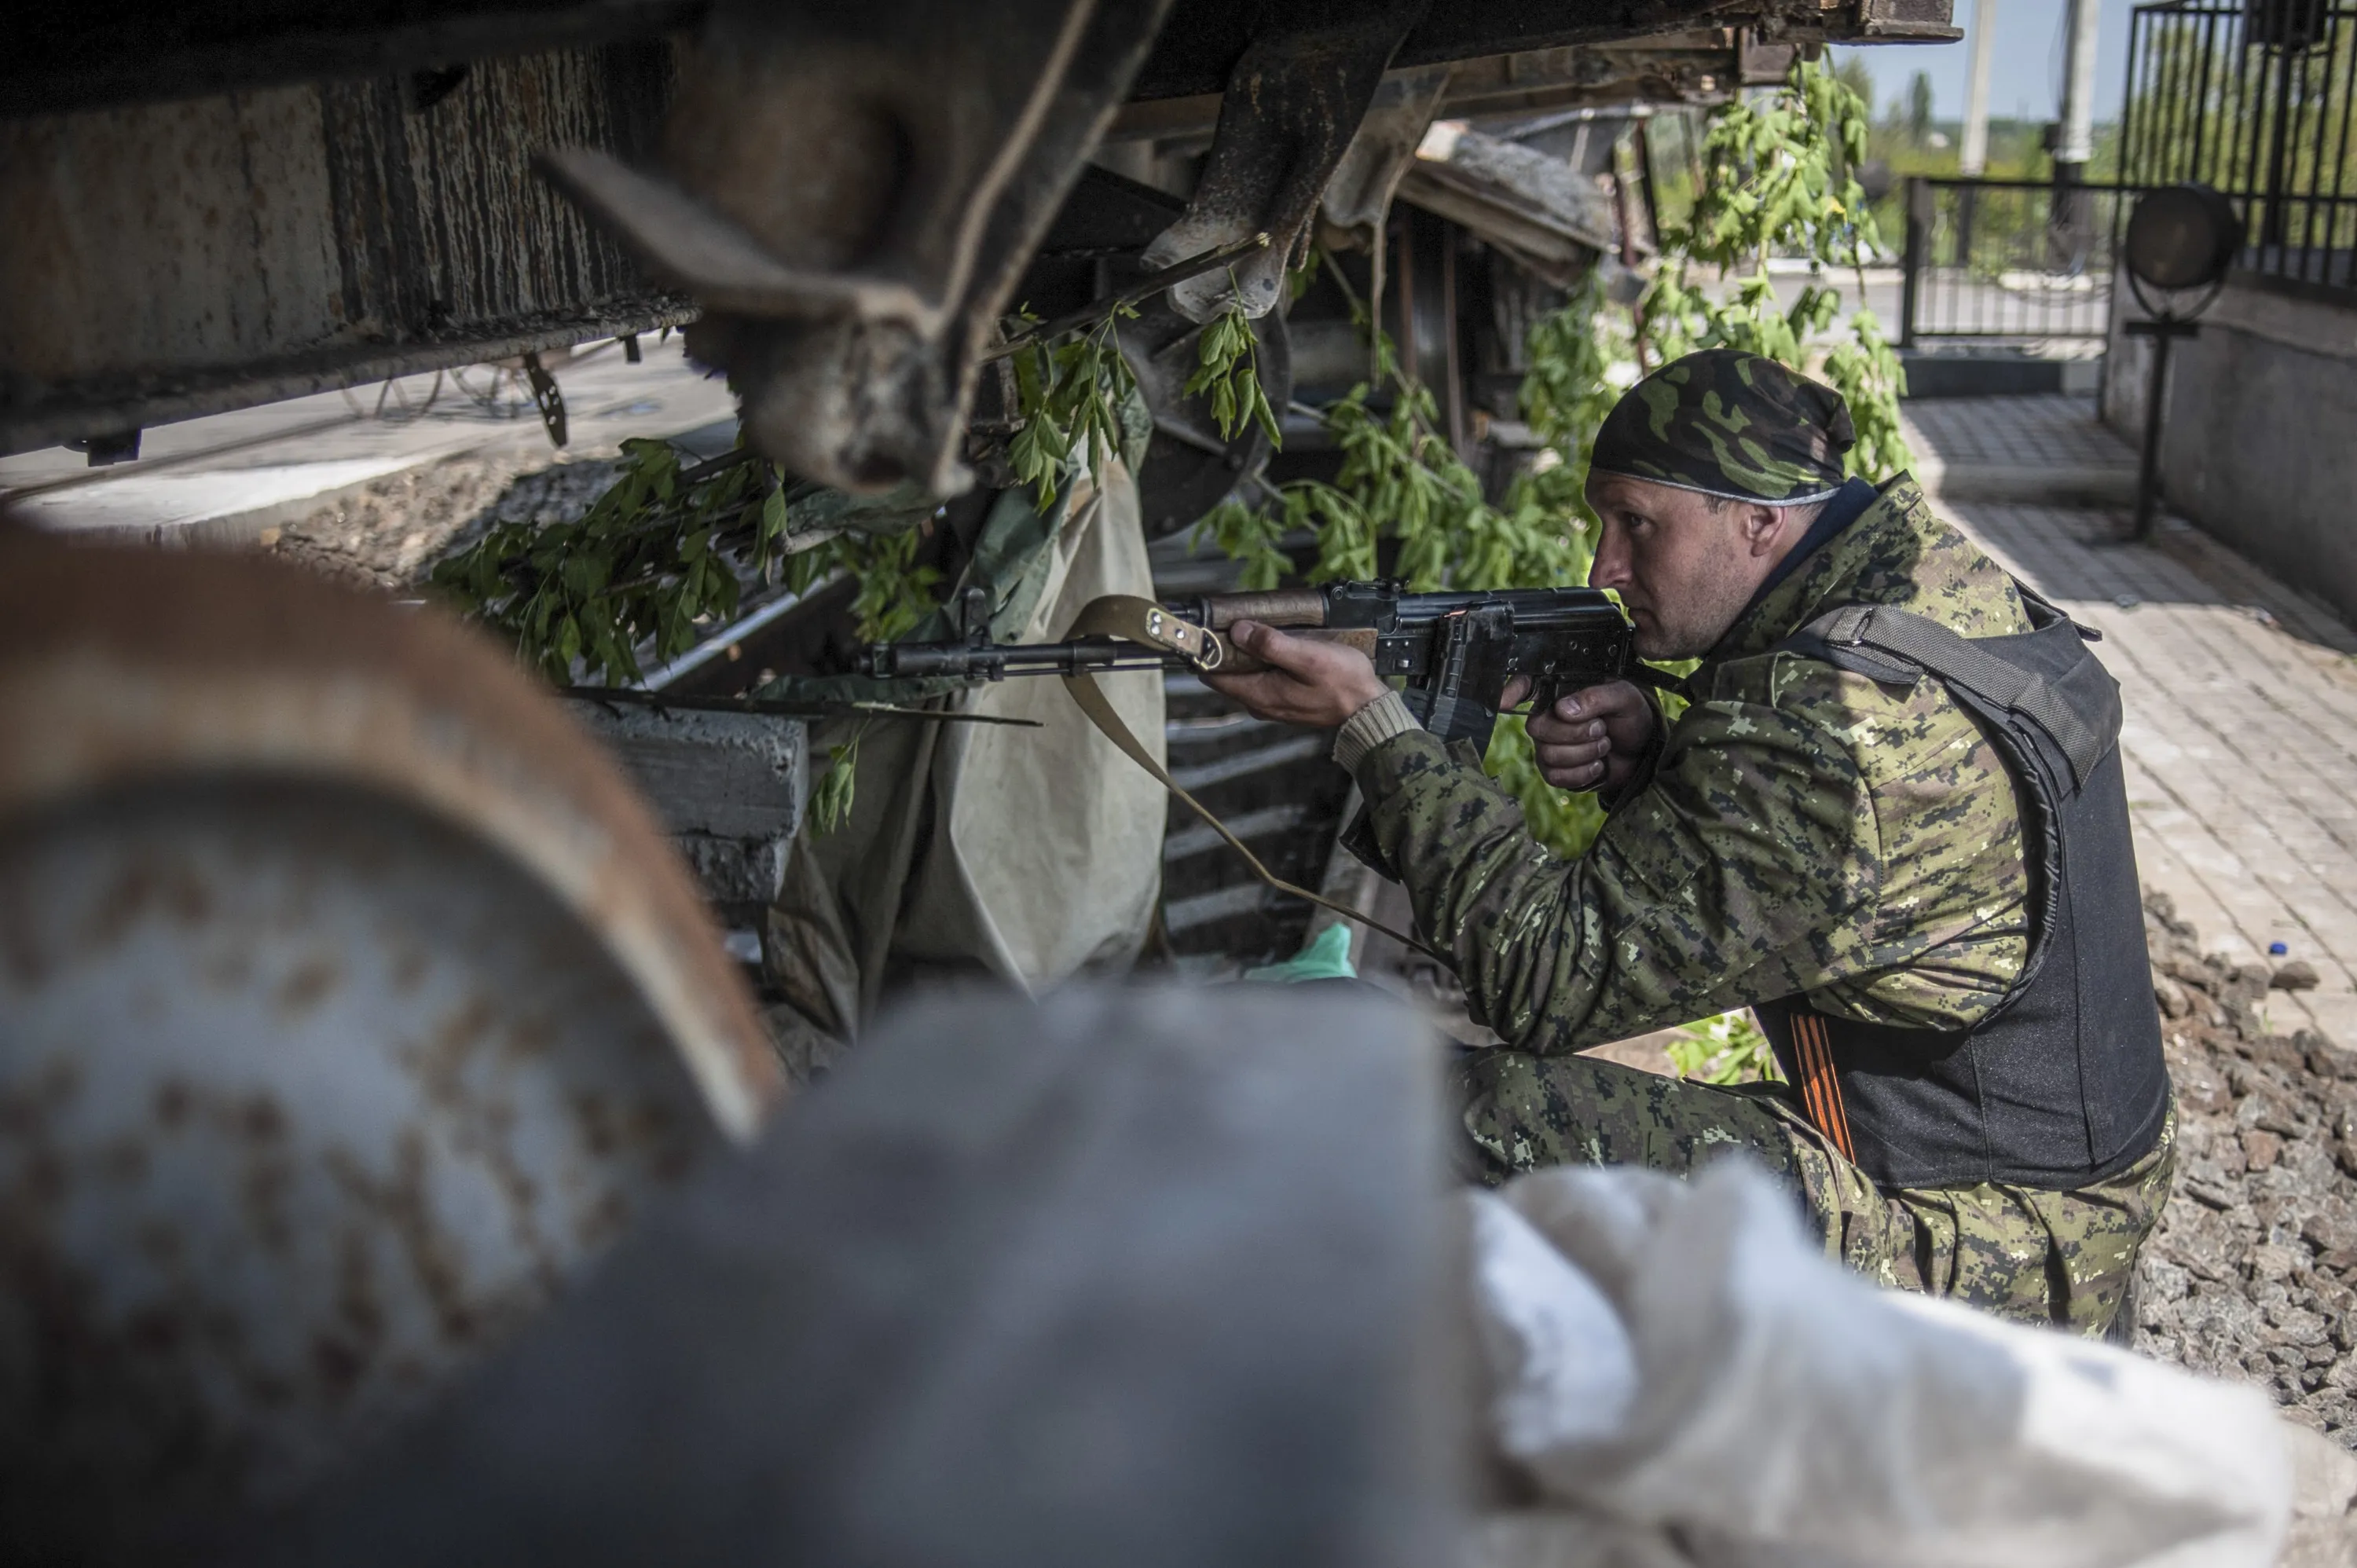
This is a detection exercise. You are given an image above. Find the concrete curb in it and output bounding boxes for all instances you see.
[1914,460,2137,507]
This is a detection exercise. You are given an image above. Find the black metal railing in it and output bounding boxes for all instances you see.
[1898,178,2146,343]
[2121,0,2357,297]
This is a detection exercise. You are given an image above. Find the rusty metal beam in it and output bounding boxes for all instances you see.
[0,1,1952,460]
[1,0,707,118]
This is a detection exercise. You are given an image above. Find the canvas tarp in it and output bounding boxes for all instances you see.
[760,464,1166,1079]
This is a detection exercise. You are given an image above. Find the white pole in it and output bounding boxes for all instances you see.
[1960,0,1997,176]
[2058,0,2102,175]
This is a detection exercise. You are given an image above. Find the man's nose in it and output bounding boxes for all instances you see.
[1589,522,1631,590]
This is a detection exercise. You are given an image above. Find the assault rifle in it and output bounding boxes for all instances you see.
[863,580,1678,751]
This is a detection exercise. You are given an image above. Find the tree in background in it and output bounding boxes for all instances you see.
[1834,53,1876,123]
[1908,69,1935,145]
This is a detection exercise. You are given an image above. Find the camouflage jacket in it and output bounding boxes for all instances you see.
[1354,476,2035,1052]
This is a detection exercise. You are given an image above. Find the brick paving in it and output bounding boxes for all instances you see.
[1902,393,2136,471]
[1904,397,2357,1045]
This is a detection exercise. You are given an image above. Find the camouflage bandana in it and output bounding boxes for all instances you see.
[1589,349,1857,504]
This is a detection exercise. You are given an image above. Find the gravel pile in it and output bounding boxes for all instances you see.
[266,449,625,592]
[2134,892,2357,1447]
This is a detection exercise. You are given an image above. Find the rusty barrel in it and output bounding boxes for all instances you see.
[0,537,781,1554]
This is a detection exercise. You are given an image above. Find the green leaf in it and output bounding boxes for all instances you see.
[809,730,863,836]
[1184,305,1277,445]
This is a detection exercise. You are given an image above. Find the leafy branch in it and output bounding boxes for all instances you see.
[428,431,958,687]
[1637,53,1911,481]
[1186,299,1282,445]
[808,722,870,834]
[1197,254,1585,601]
[1189,254,1608,855]
[1517,58,1908,551]
[429,439,799,686]
[1666,1009,1782,1084]
[431,277,1168,693]
[1007,302,1143,507]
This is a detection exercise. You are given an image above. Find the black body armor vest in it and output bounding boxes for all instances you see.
[1750,592,2172,1191]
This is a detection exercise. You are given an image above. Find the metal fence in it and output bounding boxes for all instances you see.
[2121,0,2357,297]
[1898,178,2143,343]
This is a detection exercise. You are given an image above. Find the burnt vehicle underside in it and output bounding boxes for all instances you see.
[3,0,1952,466]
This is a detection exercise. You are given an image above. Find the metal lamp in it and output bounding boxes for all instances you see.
[2121,183,2240,540]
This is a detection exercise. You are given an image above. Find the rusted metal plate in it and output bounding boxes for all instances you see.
[0,783,720,1549]
[0,537,780,1550]
[0,43,691,456]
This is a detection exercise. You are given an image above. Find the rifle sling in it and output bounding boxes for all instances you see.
[1058,595,1443,964]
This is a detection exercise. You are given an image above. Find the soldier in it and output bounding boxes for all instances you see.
[1204,349,2173,1338]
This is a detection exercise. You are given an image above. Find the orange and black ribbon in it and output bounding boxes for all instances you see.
[1788,1009,1859,1165]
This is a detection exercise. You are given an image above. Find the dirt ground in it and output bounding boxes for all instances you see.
[262,447,626,592]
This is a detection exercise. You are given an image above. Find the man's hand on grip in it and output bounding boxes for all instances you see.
[1505,678,1655,795]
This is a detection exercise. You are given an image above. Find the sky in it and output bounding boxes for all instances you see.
[1827,0,2141,128]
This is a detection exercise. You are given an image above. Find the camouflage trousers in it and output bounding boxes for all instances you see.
[1454,1050,2176,1338]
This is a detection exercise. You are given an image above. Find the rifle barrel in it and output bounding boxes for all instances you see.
[867,639,1180,679]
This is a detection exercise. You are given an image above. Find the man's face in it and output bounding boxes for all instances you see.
[1585,474,1795,660]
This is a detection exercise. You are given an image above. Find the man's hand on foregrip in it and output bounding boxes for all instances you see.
[1201,619,1390,728]
[1524,680,1655,794]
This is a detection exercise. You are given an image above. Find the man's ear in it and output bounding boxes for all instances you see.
[1743,503,1785,557]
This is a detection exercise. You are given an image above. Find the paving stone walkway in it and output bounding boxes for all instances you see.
[1907,397,2357,1044]
[1904,393,2138,471]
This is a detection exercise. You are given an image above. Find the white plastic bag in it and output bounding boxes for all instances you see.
[1466,1160,2292,1568]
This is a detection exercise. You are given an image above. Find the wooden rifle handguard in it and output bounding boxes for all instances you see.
[1211,625,1378,674]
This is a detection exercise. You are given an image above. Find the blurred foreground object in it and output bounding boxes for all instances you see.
[1467,1159,2328,1568]
[214,985,1455,1567]
[0,537,779,1558]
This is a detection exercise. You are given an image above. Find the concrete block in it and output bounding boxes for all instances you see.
[566,698,807,909]
[1900,351,2106,401]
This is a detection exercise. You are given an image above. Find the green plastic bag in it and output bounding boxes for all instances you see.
[1241,923,1358,984]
